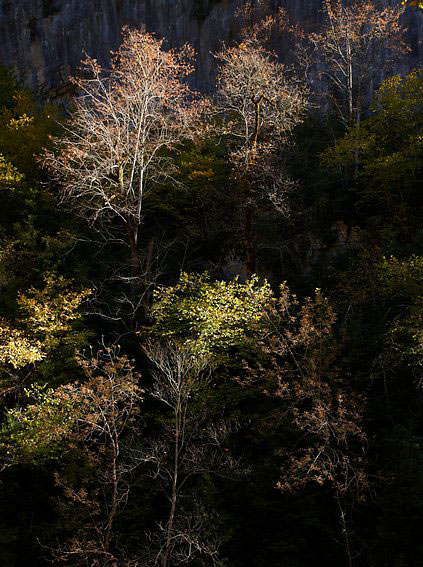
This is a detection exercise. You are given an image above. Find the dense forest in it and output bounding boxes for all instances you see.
[0,1,422,565]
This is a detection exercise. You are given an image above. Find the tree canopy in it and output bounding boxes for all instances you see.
[1,10,423,567]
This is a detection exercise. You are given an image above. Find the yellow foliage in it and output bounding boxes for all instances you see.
[189,169,215,179]
[7,113,34,131]
[0,274,91,373]
[402,1,423,8]
[0,153,23,189]
[0,325,44,369]
[18,274,91,339]
[151,273,273,354]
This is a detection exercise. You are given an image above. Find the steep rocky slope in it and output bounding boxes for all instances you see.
[0,0,421,97]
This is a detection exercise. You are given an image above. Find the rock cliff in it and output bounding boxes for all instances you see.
[0,0,421,97]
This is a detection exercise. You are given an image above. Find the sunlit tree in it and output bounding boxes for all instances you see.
[44,27,204,308]
[2,347,143,565]
[0,274,90,397]
[216,33,307,274]
[309,0,407,128]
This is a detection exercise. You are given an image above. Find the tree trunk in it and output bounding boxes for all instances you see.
[126,222,141,276]
[244,198,256,277]
[142,237,155,311]
[125,221,142,299]
[240,95,262,277]
[353,105,361,179]
[103,444,119,554]
[162,400,180,567]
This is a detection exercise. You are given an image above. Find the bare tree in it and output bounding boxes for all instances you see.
[51,347,143,566]
[308,0,407,128]
[236,0,302,49]
[215,33,307,274]
[44,27,204,307]
[242,288,367,567]
[141,341,240,567]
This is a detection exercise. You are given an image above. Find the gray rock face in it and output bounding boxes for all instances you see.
[0,0,239,96]
[0,0,422,98]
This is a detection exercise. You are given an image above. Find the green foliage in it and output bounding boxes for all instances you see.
[1,29,423,566]
[376,255,423,298]
[0,67,77,306]
[0,273,90,385]
[143,137,236,275]
[0,154,23,190]
[0,68,18,109]
[150,272,273,354]
[17,273,91,348]
[0,71,59,178]
[1,383,77,464]
[1,349,142,467]
[372,255,423,384]
[323,72,423,219]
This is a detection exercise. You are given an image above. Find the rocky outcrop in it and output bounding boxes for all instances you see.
[0,0,239,96]
[0,1,422,98]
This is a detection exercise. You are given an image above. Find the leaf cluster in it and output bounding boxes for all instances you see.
[150,273,273,355]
